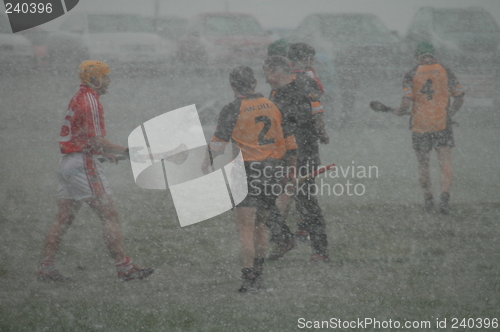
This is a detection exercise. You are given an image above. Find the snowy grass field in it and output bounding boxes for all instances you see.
[0,69,499,331]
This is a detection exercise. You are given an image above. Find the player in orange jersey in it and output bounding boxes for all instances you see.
[202,66,297,292]
[395,42,465,214]
[37,61,153,281]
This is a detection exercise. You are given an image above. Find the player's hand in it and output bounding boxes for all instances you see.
[285,166,296,182]
[102,153,118,164]
[201,157,211,175]
[127,147,149,163]
[394,107,410,116]
[319,132,329,144]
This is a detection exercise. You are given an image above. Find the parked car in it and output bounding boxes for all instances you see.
[404,7,500,70]
[289,13,405,121]
[404,7,500,106]
[153,16,188,43]
[0,14,34,71]
[19,26,50,68]
[267,27,293,41]
[176,12,273,67]
[47,12,176,71]
[290,13,405,79]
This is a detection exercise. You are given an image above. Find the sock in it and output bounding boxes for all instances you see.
[241,267,256,280]
[40,257,56,274]
[253,258,264,275]
[114,257,133,273]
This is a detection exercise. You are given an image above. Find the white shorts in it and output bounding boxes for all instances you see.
[57,153,112,200]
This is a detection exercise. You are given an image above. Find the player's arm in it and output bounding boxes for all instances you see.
[201,102,238,174]
[313,112,329,144]
[395,71,415,116]
[82,96,129,158]
[281,116,298,179]
[449,93,464,117]
[283,150,297,181]
[447,69,465,118]
[201,139,229,174]
[302,74,329,144]
[211,102,239,158]
[89,136,129,156]
[395,97,412,116]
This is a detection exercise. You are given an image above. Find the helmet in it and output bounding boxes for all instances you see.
[287,42,315,61]
[229,66,256,91]
[267,39,289,57]
[414,42,435,57]
[79,60,110,87]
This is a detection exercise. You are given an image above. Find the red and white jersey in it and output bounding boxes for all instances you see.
[305,67,324,96]
[59,85,106,154]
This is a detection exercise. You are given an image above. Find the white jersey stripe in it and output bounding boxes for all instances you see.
[86,93,101,136]
[90,93,101,136]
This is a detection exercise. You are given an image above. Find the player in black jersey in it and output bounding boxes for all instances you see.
[264,55,330,262]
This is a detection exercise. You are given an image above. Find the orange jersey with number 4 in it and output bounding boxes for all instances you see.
[403,61,464,133]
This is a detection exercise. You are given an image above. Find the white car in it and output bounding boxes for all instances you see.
[47,12,175,71]
[0,15,34,70]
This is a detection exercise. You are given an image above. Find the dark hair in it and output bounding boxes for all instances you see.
[229,66,256,91]
[267,38,289,57]
[264,55,291,73]
[287,42,315,61]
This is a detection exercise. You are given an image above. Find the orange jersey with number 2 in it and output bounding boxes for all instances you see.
[212,94,297,162]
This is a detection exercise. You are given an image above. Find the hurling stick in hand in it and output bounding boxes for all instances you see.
[369,100,396,113]
[98,143,189,165]
[296,163,336,184]
[283,163,336,186]
[97,155,128,163]
[155,143,189,165]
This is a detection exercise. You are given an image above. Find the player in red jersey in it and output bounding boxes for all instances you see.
[37,60,153,281]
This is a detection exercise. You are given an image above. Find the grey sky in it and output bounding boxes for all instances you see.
[13,0,500,35]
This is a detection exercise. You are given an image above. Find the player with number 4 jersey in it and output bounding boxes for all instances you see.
[402,51,464,134]
[396,42,465,214]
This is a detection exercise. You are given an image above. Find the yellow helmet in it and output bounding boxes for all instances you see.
[79,60,110,87]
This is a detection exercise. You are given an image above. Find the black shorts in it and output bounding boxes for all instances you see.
[412,128,454,152]
[237,159,284,209]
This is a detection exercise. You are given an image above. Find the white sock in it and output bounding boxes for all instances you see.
[114,257,133,273]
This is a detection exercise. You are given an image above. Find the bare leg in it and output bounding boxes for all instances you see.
[415,149,432,197]
[436,146,452,214]
[276,192,294,219]
[254,208,270,260]
[235,206,257,268]
[436,146,452,194]
[42,199,81,259]
[85,194,126,261]
[236,206,270,292]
